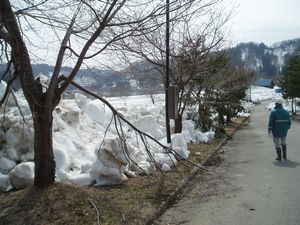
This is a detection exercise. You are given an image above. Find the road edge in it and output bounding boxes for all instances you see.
[146,116,249,225]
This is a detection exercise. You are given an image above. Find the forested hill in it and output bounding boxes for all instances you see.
[229,38,300,78]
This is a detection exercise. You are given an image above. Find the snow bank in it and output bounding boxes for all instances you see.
[133,115,165,140]
[9,162,34,189]
[90,137,128,185]
[242,85,288,115]
[171,133,189,159]
[250,85,282,103]
[5,124,34,162]
[53,134,76,172]
[84,99,113,127]
[182,120,195,142]
[195,131,215,143]
[0,157,16,174]
[57,170,93,186]
[154,153,177,168]
[0,173,12,192]
[75,93,88,109]
[0,91,230,192]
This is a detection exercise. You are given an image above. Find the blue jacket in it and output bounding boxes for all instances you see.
[268,105,291,137]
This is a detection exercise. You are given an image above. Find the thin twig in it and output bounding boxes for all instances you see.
[88,197,100,225]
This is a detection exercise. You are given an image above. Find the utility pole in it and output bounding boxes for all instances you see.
[165,0,171,143]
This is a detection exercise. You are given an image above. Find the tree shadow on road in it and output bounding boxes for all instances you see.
[273,159,300,168]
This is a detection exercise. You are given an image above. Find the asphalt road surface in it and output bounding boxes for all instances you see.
[156,102,300,225]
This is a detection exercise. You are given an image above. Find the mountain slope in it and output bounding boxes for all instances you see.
[229,38,300,77]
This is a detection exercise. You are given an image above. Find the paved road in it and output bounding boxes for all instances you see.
[156,102,300,225]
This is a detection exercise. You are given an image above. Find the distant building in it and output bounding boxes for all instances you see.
[254,79,274,88]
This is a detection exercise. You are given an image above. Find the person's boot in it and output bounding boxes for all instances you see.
[276,147,282,161]
[282,144,287,160]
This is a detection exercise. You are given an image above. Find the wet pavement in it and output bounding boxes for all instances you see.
[156,102,300,225]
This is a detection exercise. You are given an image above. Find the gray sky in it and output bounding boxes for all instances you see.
[228,0,300,46]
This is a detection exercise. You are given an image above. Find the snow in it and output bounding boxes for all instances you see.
[133,115,165,140]
[0,83,291,191]
[249,85,279,103]
[171,133,189,159]
[8,162,35,189]
[0,81,7,100]
[0,157,16,173]
[90,137,129,186]
[195,131,215,143]
[0,173,12,192]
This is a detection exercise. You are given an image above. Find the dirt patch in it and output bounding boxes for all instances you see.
[0,117,247,225]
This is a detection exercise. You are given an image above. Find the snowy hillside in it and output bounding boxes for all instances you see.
[229,38,300,76]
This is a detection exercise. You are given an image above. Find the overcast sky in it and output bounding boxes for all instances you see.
[227,0,300,46]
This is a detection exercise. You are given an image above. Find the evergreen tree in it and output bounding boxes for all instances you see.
[280,53,300,98]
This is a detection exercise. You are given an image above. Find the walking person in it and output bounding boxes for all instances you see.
[268,98,291,161]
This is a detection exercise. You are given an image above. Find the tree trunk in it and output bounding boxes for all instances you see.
[226,115,232,124]
[33,110,56,188]
[218,107,225,125]
[174,114,182,133]
[198,104,208,131]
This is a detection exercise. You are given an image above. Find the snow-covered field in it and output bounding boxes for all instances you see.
[0,84,291,191]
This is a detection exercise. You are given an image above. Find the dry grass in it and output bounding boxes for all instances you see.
[0,117,246,225]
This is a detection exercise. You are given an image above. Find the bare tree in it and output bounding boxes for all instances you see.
[0,0,196,188]
[110,0,232,133]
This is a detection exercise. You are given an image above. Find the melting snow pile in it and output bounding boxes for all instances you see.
[250,85,281,103]
[0,86,216,192]
[0,84,286,191]
[240,85,286,116]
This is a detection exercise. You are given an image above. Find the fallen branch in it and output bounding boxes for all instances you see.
[60,76,213,175]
